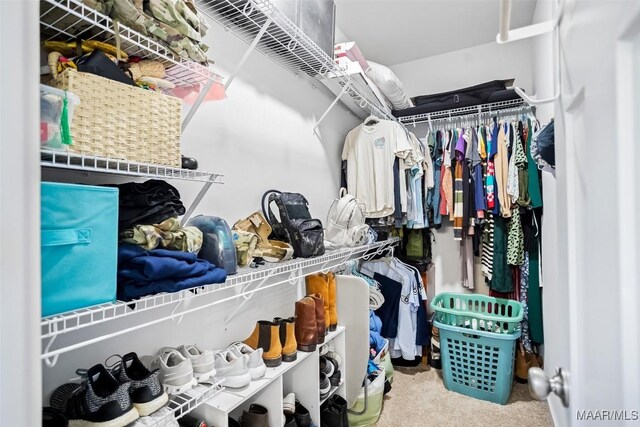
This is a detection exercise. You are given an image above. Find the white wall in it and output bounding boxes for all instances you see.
[390,38,534,98]
[41,19,359,398]
[391,38,534,296]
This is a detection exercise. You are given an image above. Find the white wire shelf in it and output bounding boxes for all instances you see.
[197,0,393,120]
[39,0,223,88]
[397,99,528,125]
[145,378,225,427]
[41,148,225,183]
[41,238,399,363]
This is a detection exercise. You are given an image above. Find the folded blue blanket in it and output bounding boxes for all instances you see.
[117,243,227,301]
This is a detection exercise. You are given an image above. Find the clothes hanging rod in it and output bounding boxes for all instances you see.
[398,99,529,125]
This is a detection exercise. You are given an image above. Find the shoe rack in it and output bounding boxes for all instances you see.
[193,327,346,427]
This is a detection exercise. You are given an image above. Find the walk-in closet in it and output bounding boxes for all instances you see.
[1,0,639,426]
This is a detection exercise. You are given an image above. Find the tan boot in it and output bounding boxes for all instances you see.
[295,297,318,352]
[326,272,338,331]
[305,274,330,330]
[274,317,297,362]
[244,320,282,367]
[308,294,326,343]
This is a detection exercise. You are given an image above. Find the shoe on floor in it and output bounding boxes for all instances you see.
[239,403,269,427]
[283,392,295,415]
[228,342,267,380]
[109,352,169,416]
[50,364,139,427]
[177,344,216,383]
[142,349,197,395]
[319,372,331,400]
[214,350,251,388]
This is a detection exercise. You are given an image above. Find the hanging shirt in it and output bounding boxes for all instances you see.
[360,258,422,360]
[342,120,412,218]
[495,122,511,218]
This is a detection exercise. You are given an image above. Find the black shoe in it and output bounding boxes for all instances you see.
[284,412,297,427]
[294,400,312,427]
[320,356,335,377]
[51,364,139,427]
[329,395,349,426]
[320,402,343,427]
[329,370,341,387]
[42,407,68,427]
[320,372,331,400]
[109,352,169,416]
[240,403,269,427]
[228,416,241,427]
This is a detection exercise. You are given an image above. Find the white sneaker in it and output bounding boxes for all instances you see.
[228,343,267,380]
[177,344,216,383]
[142,349,197,395]
[214,350,251,389]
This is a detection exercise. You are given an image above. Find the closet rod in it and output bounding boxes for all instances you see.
[397,99,526,125]
[401,104,532,127]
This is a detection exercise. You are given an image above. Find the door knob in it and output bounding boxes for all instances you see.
[528,367,570,408]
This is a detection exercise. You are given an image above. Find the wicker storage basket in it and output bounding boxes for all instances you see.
[55,69,181,167]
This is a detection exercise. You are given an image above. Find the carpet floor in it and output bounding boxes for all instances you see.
[372,364,553,427]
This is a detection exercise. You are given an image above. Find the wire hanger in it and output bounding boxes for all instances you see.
[364,114,380,126]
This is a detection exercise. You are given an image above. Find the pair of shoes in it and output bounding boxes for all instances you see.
[244,317,297,367]
[320,355,342,390]
[305,272,338,331]
[142,345,212,395]
[294,293,331,353]
[282,394,312,427]
[213,343,265,389]
[50,357,163,427]
[239,403,269,427]
[320,395,349,427]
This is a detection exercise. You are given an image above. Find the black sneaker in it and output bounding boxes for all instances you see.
[108,352,169,416]
[50,364,139,427]
[319,372,331,400]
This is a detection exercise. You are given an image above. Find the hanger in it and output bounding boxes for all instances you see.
[364,115,380,126]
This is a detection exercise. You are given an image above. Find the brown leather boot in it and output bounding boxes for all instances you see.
[295,297,318,352]
[308,293,326,344]
[274,316,297,362]
[305,274,330,330]
[326,272,338,331]
[243,320,282,367]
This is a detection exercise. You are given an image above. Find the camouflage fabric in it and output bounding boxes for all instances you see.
[83,0,114,15]
[232,229,258,267]
[148,0,203,42]
[120,217,203,253]
[233,212,294,263]
[110,0,209,62]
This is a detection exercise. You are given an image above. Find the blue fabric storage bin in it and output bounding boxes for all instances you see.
[41,182,119,316]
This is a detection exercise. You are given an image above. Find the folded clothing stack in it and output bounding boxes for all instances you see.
[111,180,186,231]
[117,243,226,301]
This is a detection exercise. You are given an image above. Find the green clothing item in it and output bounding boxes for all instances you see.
[490,216,513,292]
[526,119,543,208]
[120,217,203,253]
[528,237,544,344]
[507,208,525,266]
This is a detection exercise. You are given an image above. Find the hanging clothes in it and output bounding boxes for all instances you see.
[481,213,495,280]
[526,119,543,208]
[507,207,525,266]
[490,216,513,292]
[495,122,511,218]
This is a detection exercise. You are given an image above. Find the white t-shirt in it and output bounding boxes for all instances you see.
[342,120,412,218]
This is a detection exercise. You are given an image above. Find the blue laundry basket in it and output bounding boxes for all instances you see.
[41,182,118,316]
[435,320,521,405]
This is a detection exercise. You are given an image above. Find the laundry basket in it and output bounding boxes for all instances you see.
[435,320,521,404]
[431,292,523,334]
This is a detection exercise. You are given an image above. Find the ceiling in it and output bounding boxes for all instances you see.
[335,0,537,66]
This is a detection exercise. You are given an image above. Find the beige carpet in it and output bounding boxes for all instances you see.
[373,365,553,427]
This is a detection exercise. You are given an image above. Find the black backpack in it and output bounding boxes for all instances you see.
[261,190,325,258]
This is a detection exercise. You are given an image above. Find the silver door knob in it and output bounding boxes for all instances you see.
[528,367,570,408]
